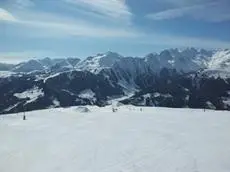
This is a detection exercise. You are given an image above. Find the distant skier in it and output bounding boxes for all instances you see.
[112,108,117,112]
[23,114,26,120]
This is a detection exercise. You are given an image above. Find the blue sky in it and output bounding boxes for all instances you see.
[0,0,230,63]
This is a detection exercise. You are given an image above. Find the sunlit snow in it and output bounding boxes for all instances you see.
[0,106,230,172]
[14,86,44,103]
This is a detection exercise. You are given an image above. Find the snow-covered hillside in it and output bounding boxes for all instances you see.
[0,71,17,78]
[0,106,230,172]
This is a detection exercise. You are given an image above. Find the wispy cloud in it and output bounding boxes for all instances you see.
[64,0,132,22]
[147,1,230,22]
[14,0,34,8]
[146,4,202,21]
[1,0,230,57]
[0,8,17,22]
[0,0,135,39]
[1,34,230,64]
[0,50,57,64]
[160,0,214,7]
[140,33,230,49]
[0,8,137,38]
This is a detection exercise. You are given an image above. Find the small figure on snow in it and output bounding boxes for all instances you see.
[23,114,26,120]
[112,108,117,112]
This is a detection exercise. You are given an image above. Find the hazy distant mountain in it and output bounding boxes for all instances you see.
[2,48,230,75]
[8,57,80,73]
[0,63,15,71]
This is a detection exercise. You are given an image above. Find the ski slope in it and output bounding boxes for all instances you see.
[0,106,230,172]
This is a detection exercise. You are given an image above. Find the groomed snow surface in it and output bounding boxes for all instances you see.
[0,106,230,172]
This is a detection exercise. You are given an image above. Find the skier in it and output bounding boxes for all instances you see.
[23,114,26,120]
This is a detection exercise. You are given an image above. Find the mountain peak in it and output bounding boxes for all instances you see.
[76,51,123,73]
[145,53,158,58]
[104,51,122,59]
[13,59,45,72]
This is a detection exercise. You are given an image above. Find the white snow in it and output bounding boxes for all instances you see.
[108,94,134,107]
[74,106,91,113]
[0,71,15,78]
[76,52,122,73]
[0,106,230,172]
[168,59,175,65]
[153,92,172,98]
[43,72,63,83]
[139,93,152,105]
[13,59,45,72]
[208,49,230,70]
[143,93,151,98]
[223,98,230,106]
[79,89,96,101]
[205,101,216,110]
[202,49,230,78]
[3,102,20,112]
[14,87,44,104]
[153,92,161,97]
[43,70,82,83]
[202,69,230,79]
[75,48,230,80]
[52,99,60,107]
[62,89,75,96]
[185,95,190,101]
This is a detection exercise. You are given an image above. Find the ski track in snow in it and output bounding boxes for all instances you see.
[0,106,230,172]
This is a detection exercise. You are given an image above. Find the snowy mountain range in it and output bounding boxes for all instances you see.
[10,57,81,73]
[1,48,230,75]
[0,48,230,114]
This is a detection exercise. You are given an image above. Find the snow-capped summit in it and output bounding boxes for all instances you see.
[67,57,81,67]
[38,57,54,67]
[144,47,225,73]
[201,49,230,78]
[12,59,45,72]
[76,51,123,73]
[49,58,80,73]
[208,49,230,70]
[2,47,230,79]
